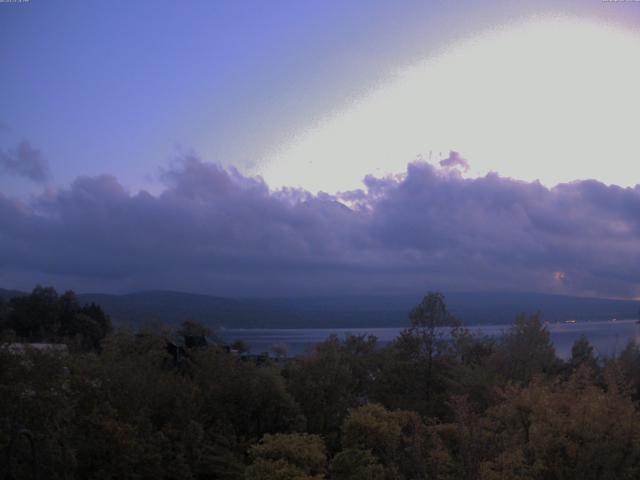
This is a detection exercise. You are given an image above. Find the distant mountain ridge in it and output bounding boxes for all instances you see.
[0,288,26,301]
[1,288,638,329]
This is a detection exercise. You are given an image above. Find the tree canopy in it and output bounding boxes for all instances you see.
[1,287,638,480]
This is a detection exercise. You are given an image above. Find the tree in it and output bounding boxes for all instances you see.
[491,313,559,384]
[177,319,213,338]
[0,296,15,341]
[612,340,640,400]
[329,448,384,480]
[448,330,500,410]
[284,335,378,449]
[66,305,112,351]
[2,287,111,350]
[569,334,598,373]
[0,347,76,480]
[190,347,304,439]
[338,404,451,479]
[7,286,60,341]
[480,374,640,480]
[441,394,494,480]
[245,433,326,480]
[374,292,460,417]
[408,292,459,400]
[285,336,354,438]
[65,331,250,479]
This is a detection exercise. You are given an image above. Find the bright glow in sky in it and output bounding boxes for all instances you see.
[260,17,640,193]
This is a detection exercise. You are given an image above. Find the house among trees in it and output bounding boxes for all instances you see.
[166,333,217,364]
[165,320,276,366]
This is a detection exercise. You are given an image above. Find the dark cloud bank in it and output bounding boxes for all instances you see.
[1,156,639,298]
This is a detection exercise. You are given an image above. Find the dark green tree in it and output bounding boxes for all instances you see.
[374,292,460,417]
[570,334,598,372]
[7,286,60,341]
[491,313,559,384]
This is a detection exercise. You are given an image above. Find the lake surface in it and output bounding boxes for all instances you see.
[221,319,640,359]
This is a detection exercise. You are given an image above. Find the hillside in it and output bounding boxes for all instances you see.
[2,288,638,328]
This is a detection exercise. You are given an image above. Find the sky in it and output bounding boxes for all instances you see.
[1,0,640,299]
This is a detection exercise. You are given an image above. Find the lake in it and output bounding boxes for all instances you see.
[221,319,640,359]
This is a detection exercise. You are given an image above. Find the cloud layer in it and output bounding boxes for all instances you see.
[0,140,50,182]
[1,156,639,298]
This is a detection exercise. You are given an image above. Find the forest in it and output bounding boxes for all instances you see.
[2,286,640,479]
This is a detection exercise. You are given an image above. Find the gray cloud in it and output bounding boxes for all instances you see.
[439,150,469,172]
[0,140,51,182]
[0,157,639,298]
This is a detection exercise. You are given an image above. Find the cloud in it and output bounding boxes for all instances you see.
[0,140,51,182]
[0,156,639,298]
[439,151,469,172]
